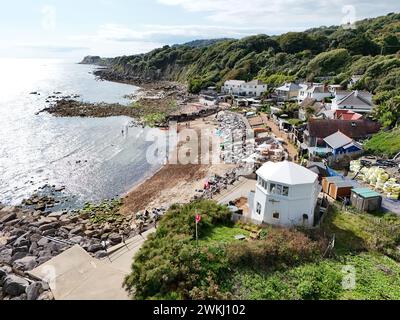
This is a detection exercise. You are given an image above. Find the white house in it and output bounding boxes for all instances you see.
[240,80,268,97]
[222,80,267,97]
[275,83,302,101]
[222,80,246,95]
[298,84,332,104]
[331,90,374,114]
[252,161,321,227]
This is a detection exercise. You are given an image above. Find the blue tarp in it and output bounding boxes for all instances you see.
[327,167,341,177]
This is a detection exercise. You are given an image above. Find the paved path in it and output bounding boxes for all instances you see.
[213,177,256,204]
[101,229,155,273]
[28,229,155,300]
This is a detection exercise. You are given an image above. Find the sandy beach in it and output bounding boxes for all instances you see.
[121,116,236,214]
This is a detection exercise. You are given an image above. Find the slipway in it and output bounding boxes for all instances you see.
[28,245,129,300]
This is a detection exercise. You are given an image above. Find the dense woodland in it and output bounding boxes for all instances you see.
[104,13,400,127]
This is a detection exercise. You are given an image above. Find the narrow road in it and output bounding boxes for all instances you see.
[259,113,299,161]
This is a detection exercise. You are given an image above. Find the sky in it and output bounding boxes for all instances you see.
[0,0,399,60]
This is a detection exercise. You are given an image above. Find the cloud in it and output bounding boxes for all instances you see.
[16,44,89,53]
[41,5,57,31]
[71,23,270,45]
[158,0,400,28]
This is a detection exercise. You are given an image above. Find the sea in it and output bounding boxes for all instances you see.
[0,58,162,210]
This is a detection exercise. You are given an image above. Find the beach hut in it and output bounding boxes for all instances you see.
[328,180,359,200]
[322,176,344,194]
[351,188,382,213]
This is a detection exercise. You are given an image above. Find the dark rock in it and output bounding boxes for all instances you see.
[14,235,30,247]
[36,256,53,265]
[37,291,54,300]
[11,293,27,300]
[0,266,12,285]
[39,222,60,232]
[70,225,85,235]
[48,211,66,218]
[87,243,103,253]
[37,238,50,247]
[5,219,21,227]
[29,242,39,254]
[3,275,29,296]
[26,282,44,300]
[108,233,122,245]
[12,246,29,255]
[34,203,46,211]
[69,236,83,244]
[95,251,108,259]
[10,229,26,238]
[0,248,12,264]
[42,229,57,237]
[13,256,37,271]
[0,212,17,224]
[12,249,29,261]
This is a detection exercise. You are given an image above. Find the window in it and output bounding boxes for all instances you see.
[273,212,280,220]
[256,203,262,215]
[283,186,289,197]
[270,183,289,196]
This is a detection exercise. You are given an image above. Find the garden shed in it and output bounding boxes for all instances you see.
[328,180,359,200]
[351,188,382,213]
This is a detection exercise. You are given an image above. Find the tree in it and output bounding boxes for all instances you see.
[373,95,400,128]
[279,32,315,54]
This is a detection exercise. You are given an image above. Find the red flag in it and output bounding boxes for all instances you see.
[195,214,201,223]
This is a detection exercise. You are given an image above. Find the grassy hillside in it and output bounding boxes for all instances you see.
[364,127,400,157]
[124,200,400,300]
[103,13,400,127]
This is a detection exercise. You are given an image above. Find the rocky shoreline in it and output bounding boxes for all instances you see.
[38,81,197,127]
[0,199,164,300]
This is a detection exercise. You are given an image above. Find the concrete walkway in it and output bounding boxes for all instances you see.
[101,229,155,273]
[28,229,155,300]
[214,177,256,204]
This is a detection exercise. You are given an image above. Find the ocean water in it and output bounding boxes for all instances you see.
[0,58,161,209]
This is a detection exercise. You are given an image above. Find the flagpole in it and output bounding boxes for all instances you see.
[196,219,198,247]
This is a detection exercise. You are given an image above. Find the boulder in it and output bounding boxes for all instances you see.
[37,238,50,247]
[42,229,57,237]
[12,246,29,255]
[69,236,83,244]
[11,251,28,262]
[37,291,54,301]
[3,275,29,297]
[5,219,21,227]
[87,243,103,253]
[26,282,44,300]
[39,222,60,232]
[108,233,123,245]
[48,211,66,218]
[11,293,27,300]
[14,235,30,247]
[95,251,108,259]
[70,225,85,235]
[0,248,12,264]
[0,266,11,285]
[13,256,37,271]
[0,212,17,224]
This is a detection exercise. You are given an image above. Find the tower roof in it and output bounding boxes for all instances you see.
[256,161,318,185]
